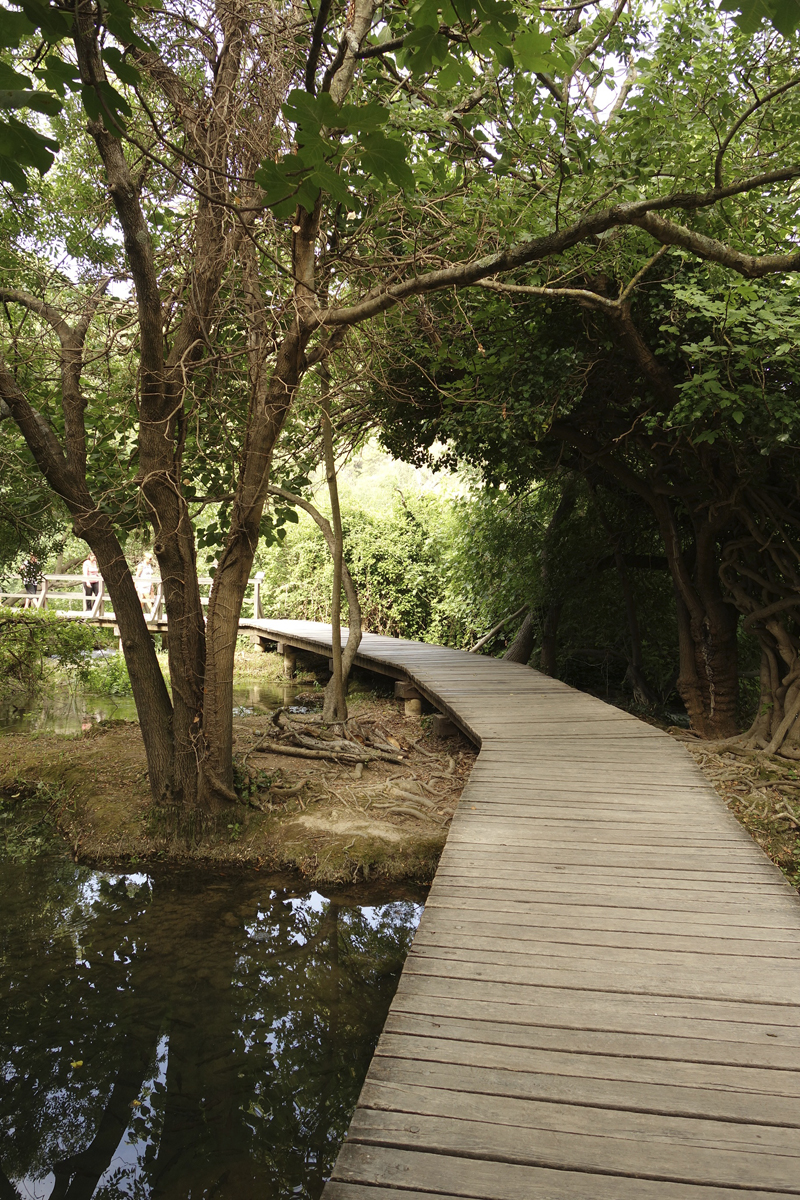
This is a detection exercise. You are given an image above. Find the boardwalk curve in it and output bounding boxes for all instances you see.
[243,620,800,1198]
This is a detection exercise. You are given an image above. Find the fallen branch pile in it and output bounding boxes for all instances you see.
[235,708,466,826]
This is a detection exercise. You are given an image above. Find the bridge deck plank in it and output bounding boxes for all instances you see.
[239,621,800,1195]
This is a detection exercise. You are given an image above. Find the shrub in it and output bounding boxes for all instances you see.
[81,653,133,697]
[0,607,96,705]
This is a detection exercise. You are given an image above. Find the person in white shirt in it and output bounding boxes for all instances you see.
[134,552,154,609]
[82,552,100,612]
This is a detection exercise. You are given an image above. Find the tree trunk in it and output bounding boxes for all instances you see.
[503,611,537,665]
[321,383,350,722]
[670,555,740,739]
[538,602,562,675]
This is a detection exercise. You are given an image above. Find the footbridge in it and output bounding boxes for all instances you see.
[245,620,800,1200]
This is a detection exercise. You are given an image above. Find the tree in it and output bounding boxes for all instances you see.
[3,0,800,822]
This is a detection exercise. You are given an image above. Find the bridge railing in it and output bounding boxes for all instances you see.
[0,571,266,622]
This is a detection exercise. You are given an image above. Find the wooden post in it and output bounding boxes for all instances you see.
[253,572,264,620]
[279,644,296,678]
[90,580,104,620]
[37,577,49,610]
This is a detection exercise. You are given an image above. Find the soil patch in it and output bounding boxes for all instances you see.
[0,686,475,885]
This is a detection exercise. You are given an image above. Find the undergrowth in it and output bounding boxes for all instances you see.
[0,780,72,860]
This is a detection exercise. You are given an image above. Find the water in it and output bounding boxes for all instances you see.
[0,679,303,736]
[0,861,424,1199]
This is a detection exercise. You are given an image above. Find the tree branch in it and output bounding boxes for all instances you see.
[314,167,800,328]
[630,211,800,276]
[714,74,800,190]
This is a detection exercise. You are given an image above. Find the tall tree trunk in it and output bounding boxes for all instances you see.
[538,602,562,675]
[267,483,363,722]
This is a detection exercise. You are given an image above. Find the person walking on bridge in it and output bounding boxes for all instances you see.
[82,552,101,613]
[20,554,41,608]
[134,552,154,611]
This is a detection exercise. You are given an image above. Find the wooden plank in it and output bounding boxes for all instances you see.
[424,881,797,911]
[403,948,800,1005]
[424,896,800,939]
[368,1049,800,1126]
[433,863,789,889]
[329,1144,789,1200]
[349,1083,800,1191]
[374,1028,800,1097]
[392,972,800,1035]
[425,892,800,927]
[414,914,800,959]
[383,1008,800,1070]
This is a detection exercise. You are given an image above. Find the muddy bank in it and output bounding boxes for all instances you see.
[0,691,476,885]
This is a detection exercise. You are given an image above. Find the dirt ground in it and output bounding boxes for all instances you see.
[0,673,476,884]
[669,732,800,891]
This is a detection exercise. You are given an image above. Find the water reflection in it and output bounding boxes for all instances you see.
[0,679,301,736]
[0,863,423,1199]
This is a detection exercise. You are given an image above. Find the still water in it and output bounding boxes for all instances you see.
[0,679,301,736]
[0,862,424,1199]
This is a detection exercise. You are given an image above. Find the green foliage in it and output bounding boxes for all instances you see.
[0,0,151,189]
[0,607,96,704]
[256,495,460,641]
[255,479,680,708]
[720,0,800,36]
[0,779,69,860]
[81,652,132,697]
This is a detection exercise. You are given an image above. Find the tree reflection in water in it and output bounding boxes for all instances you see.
[0,862,423,1199]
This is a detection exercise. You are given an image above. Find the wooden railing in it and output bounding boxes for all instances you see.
[0,571,266,622]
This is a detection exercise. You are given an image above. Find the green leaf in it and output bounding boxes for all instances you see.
[309,159,352,205]
[0,62,31,89]
[36,55,81,97]
[102,0,152,50]
[337,100,387,132]
[81,80,132,134]
[0,9,31,48]
[719,0,800,34]
[256,155,310,215]
[359,131,414,190]
[0,151,27,190]
[0,112,59,183]
[283,88,341,132]
[295,175,320,214]
[0,87,61,115]
[435,58,465,90]
[102,46,141,87]
[17,0,72,42]
[400,25,450,73]
[81,83,102,123]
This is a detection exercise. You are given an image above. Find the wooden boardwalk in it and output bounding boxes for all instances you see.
[250,620,800,1196]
